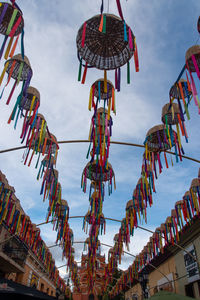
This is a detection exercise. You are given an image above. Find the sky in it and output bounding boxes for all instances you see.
[0,0,200,281]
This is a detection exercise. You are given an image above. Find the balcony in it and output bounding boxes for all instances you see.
[0,226,28,274]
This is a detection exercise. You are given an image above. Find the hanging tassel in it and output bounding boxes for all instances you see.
[117,68,121,92]
[134,40,139,72]
[81,62,88,84]
[104,70,107,93]
[0,61,9,86]
[128,27,133,50]
[124,21,128,42]
[20,28,24,59]
[102,15,106,34]
[0,36,8,60]
[6,79,17,105]
[9,34,19,58]
[88,87,93,110]
[99,14,104,32]
[81,22,87,47]
[127,61,130,84]
[4,37,14,60]
[78,58,82,81]
[164,151,168,169]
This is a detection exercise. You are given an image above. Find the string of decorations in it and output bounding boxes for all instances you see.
[109,167,200,297]
[106,16,200,297]
[0,0,79,290]
[0,170,68,294]
[76,0,139,294]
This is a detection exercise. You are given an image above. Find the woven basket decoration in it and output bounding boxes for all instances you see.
[182,191,194,220]
[84,211,105,226]
[1,54,32,109]
[190,178,200,194]
[132,188,147,222]
[77,13,139,86]
[184,46,200,114]
[162,102,188,143]
[141,163,155,194]
[34,131,57,156]
[185,45,200,73]
[169,78,193,120]
[0,2,24,60]
[40,168,59,203]
[144,124,184,179]
[9,85,40,130]
[81,160,116,196]
[145,124,177,152]
[19,86,40,112]
[77,14,135,70]
[37,154,56,180]
[5,53,32,81]
[88,107,113,168]
[136,176,153,208]
[57,199,69,220]
[21,113,46,147]
[88,78,115,113]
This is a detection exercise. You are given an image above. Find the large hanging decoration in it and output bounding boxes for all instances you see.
[88,78,115,114]
[185,45,200,113]
[76,3,139,87]
[161,102,188,143]
[81,160,115,195]
[0,54,32,106]
[9,85,40,130]
[0,1,24,61]
[88,107,113,169]
[169,78,192,120]
[143,124,183,179]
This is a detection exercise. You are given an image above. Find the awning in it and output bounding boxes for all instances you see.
[0,278,56,300]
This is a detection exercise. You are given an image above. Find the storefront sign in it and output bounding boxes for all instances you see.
[184,244,200,283]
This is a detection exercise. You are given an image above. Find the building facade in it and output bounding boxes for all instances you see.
[125,218,200,300]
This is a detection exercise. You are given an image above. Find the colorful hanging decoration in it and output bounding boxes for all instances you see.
[144,124,183,175]
[83,211,106,235]
[161,102,188,143]
[126,199,138,236]
[24,130,58,168]
[169,78,192,119]
[1,54,32,106]
[9,86,40,130]
[88,78,115,113]
[88,107,113,169]
[185,46,200,113]
[81,160,116,195]
[198,16,200,34]
[0,2,24,61]
[76,13,139,86]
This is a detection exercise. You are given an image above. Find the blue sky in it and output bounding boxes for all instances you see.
[0,0,199,278]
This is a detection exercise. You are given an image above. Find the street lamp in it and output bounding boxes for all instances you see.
[138,269,149,299]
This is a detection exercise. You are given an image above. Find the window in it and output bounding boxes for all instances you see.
[40,283,44,292]
[185,283,194,298]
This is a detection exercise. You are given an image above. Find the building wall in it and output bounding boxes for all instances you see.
[125,282,142,300]
[0,223,57,298]
[148,255,178,297]
[174,235,200,299]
